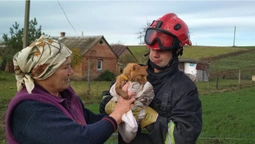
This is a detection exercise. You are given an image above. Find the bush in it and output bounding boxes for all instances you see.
[96,70,116,81]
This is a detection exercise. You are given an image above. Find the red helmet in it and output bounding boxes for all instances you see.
[145,13,192,51]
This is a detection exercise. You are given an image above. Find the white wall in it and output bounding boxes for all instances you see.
[184,62,197,75]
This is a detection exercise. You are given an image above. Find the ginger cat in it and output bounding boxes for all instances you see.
[115,63,148,99]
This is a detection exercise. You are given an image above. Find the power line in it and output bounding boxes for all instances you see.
[57,0,79,36]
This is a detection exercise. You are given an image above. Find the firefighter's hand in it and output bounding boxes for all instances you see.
[133,106,158,128]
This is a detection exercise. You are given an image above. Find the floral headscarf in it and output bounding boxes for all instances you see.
[13,35,72,94]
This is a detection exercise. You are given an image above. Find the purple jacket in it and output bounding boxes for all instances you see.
[6,84,117,144]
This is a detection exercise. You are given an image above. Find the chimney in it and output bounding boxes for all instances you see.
[60,32,66,37]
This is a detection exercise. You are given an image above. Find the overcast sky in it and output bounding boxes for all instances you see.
[1,0,255,46]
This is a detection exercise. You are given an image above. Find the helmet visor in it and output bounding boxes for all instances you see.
[145,28,179,50]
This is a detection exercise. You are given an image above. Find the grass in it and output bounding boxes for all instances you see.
[197,87,255,144]
[180,46,249,60]
[210,50,255,71]
[69,80,112,104]
[0,71,16,143]
[128,46,149,63]
[195,78,255,95]
[129,45,249,60]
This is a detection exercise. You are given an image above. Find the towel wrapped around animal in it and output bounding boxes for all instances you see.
[109,81,155,143]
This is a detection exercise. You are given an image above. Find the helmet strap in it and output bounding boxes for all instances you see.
[175,47,183,56]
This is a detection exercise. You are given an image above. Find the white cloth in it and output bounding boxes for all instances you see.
[110,81,154,143]
[119,110,138,143]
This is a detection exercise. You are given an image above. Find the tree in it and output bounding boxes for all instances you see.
[28,18,45,43]
[1,18,45,72]
[70,48,83,68]
[135,20,151,45]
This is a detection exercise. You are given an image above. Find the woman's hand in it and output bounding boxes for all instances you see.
[110,83,136,124]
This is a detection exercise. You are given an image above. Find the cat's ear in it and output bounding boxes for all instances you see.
[143,65,148,69]
[132,64,139,71]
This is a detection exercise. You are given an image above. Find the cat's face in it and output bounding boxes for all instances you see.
[129,64,148,84]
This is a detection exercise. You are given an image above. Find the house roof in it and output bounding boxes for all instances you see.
[52,35,105,55]
[179,58,208,64]
[196,63,209,70]
[179,58,200,63]
[111,44,127,57]
[111,44,137,61]
[179,58,209,70]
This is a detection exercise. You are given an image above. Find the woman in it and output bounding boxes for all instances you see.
[5,35,135,144]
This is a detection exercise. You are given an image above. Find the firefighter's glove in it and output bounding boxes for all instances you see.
[133,106,158,128]
[105,98,117,115]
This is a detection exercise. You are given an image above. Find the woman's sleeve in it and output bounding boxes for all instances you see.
[12,100,117,144]
[78,98,106,123]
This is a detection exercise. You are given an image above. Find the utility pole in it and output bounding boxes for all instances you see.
[87,60,91,95]
[23,0,30,48]
[233,26,236,47]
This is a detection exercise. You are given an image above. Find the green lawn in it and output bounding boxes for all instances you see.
[197,87,255,144]
[210,50,255,71]
[181,46,248,60]
[129,45,250,60]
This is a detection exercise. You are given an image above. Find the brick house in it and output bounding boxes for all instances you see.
[111,44,137,73]
[55,32,118,80]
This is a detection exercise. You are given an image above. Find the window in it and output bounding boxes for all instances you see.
[97,60,103,70]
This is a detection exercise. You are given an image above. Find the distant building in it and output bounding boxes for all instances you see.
[179,58,209,82]
[52,32,117,80]
[52,32,137,80]
[111,44,137,73]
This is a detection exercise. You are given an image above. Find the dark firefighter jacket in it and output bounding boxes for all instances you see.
[100,59,202,144]
[145,59,202,144]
